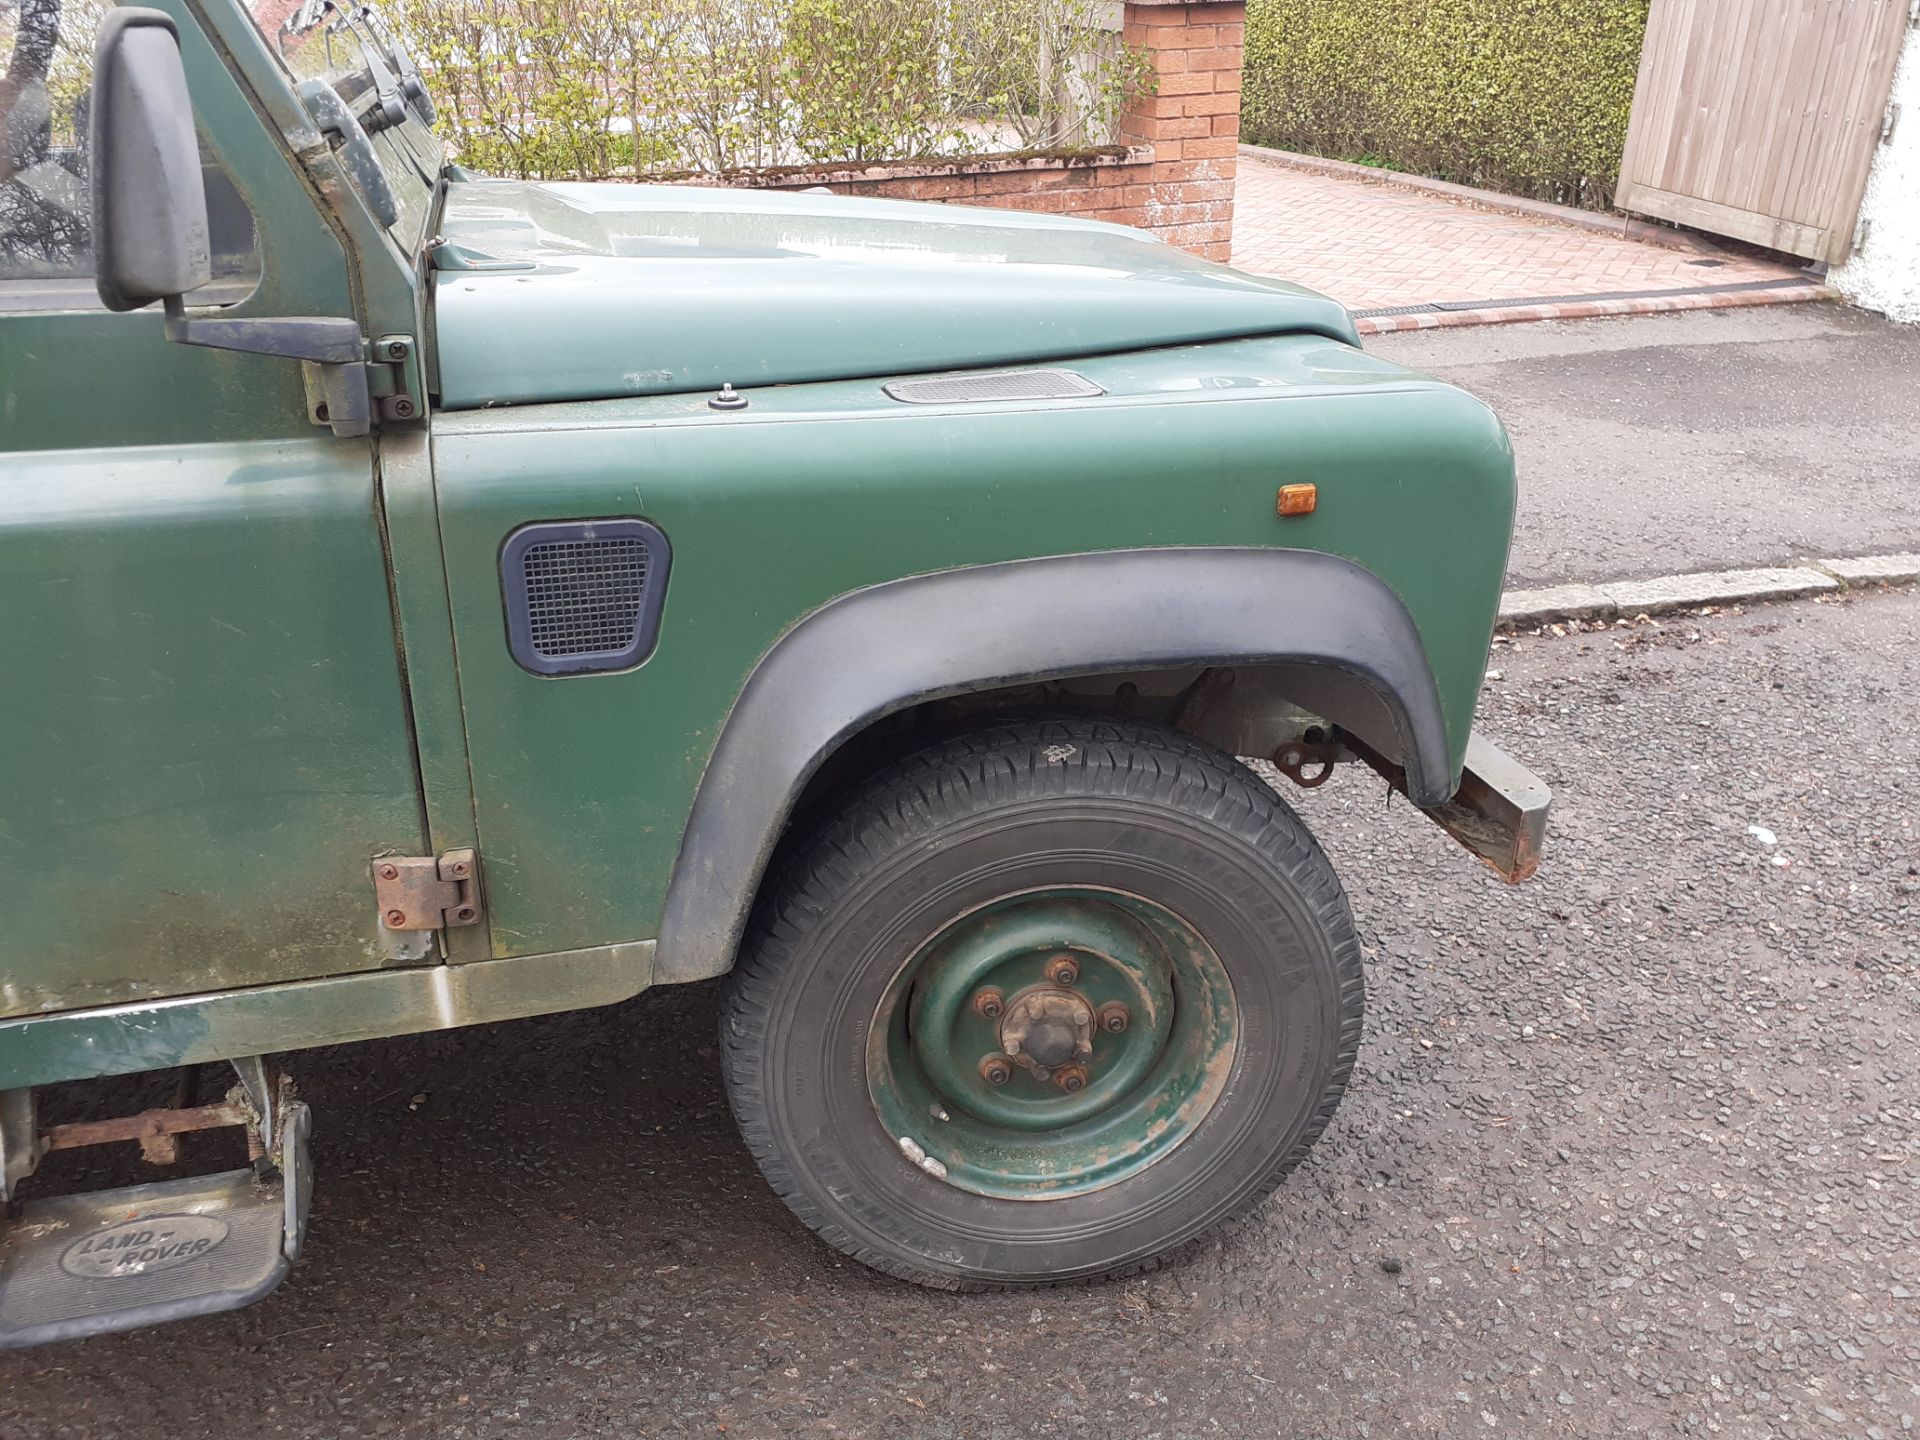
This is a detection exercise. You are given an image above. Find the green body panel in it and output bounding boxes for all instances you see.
[0,2,428,1020]
[430,179,1359,409]
[433,335,1513,959]
[372,431,491,966]
[0,438,427,1017]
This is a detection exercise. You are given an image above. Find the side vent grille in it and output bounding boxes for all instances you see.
[882,369,1105,404]
[501,519,671,676]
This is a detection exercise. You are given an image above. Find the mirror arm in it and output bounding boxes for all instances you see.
[162,295,364,364]
[162,297,372,437]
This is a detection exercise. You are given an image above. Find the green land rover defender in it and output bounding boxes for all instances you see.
[0,1,1548,1347]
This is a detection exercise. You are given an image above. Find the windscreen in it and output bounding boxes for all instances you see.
[243,1,443,245]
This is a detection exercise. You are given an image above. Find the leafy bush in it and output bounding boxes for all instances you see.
[397,0,1151,180]
[1243,0,1648,208]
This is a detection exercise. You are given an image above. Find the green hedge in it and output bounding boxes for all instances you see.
[1243,0,1648,209]
[398,0,1150,181]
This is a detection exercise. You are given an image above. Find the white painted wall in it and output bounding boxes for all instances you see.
[1833,20,1920,323]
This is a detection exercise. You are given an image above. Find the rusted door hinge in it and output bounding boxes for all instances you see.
[371,849,482,932]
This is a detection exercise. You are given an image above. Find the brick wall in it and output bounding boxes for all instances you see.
[1115,1,1245,261]
[705,3,1247,261]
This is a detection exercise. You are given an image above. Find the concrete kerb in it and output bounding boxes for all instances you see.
[1810,554,1920,586]
[1499,555,1920,628]
[1352,283,1834,336]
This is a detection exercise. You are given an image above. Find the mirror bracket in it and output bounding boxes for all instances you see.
[164,296,372,437]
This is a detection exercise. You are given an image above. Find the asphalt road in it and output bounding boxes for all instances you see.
[1371,304,1920,589]
[7,585,1916,1439]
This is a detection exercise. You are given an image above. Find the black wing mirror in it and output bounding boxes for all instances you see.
[84,7,380,437]
[89,7,212,312]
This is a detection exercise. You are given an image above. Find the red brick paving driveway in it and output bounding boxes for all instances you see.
[1231,151,1822,332]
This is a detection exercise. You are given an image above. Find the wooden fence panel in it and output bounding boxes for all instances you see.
[1617,0,1910,263]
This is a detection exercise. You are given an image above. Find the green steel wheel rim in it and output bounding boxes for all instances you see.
[865,886,1239,1200]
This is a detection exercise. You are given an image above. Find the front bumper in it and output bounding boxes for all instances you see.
[1347,731,1550,882]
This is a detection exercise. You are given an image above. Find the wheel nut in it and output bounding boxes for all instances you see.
[972,987,1004,1020]
[1046,954,1080,986]
[979,1054,1013,1086]
[1054,1063,1089,1094]
[1098,1002,1131,1034]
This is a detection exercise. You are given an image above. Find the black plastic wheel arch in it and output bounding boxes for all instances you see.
[653,547,1452,984]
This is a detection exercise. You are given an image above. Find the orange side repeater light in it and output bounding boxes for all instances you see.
[1276,483,1318,518]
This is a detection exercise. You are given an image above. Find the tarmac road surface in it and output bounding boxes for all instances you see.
[1372,304,1920,589]
[6,584,1916,1437]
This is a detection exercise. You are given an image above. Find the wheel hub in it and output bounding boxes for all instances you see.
[996,984,1095,1079]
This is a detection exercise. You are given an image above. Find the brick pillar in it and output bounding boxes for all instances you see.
[1119,1,1245,261]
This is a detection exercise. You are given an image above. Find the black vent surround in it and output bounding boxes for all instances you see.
[501,519,671,676]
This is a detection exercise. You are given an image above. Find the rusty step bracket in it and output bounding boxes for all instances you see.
[44,1101,253,1167]
[0,1064,312,1349]
[371,848,482,931]
[2,1059,296,1198]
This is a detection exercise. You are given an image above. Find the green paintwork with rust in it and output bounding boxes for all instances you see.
[424,178,1509,957]
[0,2,1514,1085]
[0,1,429,1022]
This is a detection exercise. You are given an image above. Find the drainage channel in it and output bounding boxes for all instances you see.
[1353,275,1825,322]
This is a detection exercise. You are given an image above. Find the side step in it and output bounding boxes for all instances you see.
[0,1093,309,1349]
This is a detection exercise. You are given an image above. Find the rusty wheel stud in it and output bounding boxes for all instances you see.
[979,1054,1013,1086]
[972,987,1005,1020]
[1054,1063,1089,1094]
[1045,954,1080,986]
[1097,1002,1131,1034]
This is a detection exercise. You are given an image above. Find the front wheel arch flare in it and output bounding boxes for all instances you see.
[655,547,1450,984]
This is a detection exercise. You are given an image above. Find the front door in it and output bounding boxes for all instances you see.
[0,0,426,1017]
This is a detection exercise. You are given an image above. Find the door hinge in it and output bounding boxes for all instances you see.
[372,848,481,933]
[293,332,425,435]
[368,333,424,424]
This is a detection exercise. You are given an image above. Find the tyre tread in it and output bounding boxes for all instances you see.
[722,717,1364,1290]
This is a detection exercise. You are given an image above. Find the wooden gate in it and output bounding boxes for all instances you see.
[1616,0,1911,263]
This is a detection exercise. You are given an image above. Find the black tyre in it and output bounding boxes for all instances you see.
[721,716,1363,1288]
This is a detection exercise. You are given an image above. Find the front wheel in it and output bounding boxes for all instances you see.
[721,717,1364,1288]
